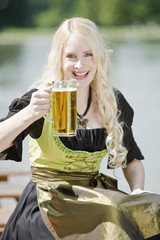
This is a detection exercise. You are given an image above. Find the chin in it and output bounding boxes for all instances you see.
[76,79,93,88]
[77,83,90,89]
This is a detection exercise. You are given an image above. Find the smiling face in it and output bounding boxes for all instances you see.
[62,34,97,88]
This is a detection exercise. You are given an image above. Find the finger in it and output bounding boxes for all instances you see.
[32,103,51,111]
[33,91,50,98]
[32,87,52,97]
[130,189,143,195]
[42,86,52,93]
[31,93,51,104]
[31,98,51,105]
[38,104,51,110]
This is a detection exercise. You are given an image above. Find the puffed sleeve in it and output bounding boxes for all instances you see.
[114,89,144,164]
[0,89,44,162]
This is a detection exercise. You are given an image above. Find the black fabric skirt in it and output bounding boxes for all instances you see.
[0,181,54,240]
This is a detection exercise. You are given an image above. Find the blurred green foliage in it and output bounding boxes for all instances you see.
[0,0,160,29]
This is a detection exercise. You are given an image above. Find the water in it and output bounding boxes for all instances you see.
[0,34,160,194]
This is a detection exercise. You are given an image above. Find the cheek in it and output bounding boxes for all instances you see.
[62,63,74,79]
[62,63,71,73]
[63,62,73,71]
[88,58,97,70]
[91,62,97,75]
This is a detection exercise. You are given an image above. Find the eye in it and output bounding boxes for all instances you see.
[66,54,75,59]
[85,52,93,57]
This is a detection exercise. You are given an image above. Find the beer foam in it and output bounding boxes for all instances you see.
[52,87,76,92]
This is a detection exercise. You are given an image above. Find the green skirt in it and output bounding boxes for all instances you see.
[31,167,160,240]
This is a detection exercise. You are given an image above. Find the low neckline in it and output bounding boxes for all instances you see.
[56,127,107,154]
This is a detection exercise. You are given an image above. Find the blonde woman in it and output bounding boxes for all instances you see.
[0,17,159,240]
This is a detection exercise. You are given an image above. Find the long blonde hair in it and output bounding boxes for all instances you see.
[40,17,127,168]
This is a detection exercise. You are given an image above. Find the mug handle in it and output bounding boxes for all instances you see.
[43,114,53,123]
[43,87,53,122]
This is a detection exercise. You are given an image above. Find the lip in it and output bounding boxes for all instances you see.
[72,71,89,79]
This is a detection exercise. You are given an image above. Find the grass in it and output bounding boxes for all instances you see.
[0,24,160,45]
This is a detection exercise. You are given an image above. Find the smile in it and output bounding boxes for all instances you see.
[73,71,89,77]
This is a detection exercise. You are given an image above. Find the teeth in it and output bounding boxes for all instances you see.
[74,71,88,76]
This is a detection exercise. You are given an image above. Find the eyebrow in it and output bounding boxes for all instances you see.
[65,50,92,53]
[64,49,93,55]
[84,50,92,53]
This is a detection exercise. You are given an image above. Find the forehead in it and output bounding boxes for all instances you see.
[63,34,92,53]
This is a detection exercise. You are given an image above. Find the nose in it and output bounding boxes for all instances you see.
[73,59,83,69]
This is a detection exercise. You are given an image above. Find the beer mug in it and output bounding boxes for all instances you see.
[45,80,77,137]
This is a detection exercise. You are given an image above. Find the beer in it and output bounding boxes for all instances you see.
[44,80,77,136]
[51,88,77,136]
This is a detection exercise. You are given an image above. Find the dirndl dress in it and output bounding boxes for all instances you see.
[0,89,160,240]
[31,167,160,240]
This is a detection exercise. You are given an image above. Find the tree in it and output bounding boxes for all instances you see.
[0,0,28,28]
[0,0,159,29]
[35,0,77,27]
[130,0,160,24]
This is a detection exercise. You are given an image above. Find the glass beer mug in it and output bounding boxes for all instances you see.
[45,80,77,137]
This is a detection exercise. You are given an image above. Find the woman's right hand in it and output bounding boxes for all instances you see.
[0,87,51,152]
[27,87,52,121]
[0,87,52,152]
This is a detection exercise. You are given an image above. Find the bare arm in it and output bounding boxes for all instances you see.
[122,158,145,192]
[0,88,51,152]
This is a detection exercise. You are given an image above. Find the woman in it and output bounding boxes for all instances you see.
[0,17,160,240]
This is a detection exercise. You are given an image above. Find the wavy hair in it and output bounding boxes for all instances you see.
[40,17,127,168]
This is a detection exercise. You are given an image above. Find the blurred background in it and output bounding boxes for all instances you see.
[0,0,160,195]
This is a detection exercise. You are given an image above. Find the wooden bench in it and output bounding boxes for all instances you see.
[0,167,30,234]
[0,182,26,234]
[0,181,28,200]
[0,208,15,235]
[0,168,30,181]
